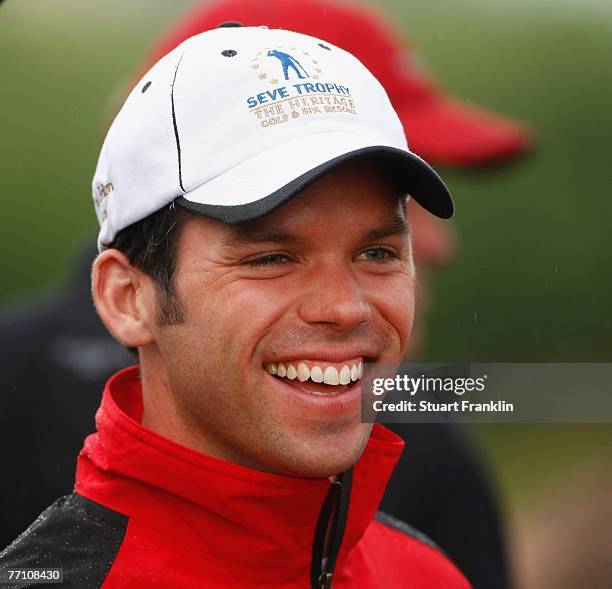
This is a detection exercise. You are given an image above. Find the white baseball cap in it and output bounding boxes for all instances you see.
[92,25,453,250]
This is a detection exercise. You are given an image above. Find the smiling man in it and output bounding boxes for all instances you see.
[0,26,469,588]
[112,160,413,479]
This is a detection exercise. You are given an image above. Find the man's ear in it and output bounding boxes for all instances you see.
[92,249,156,348]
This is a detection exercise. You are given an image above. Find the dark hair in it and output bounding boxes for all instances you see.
[107,203,196,355]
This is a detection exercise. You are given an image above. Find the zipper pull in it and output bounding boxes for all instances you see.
[318,572,333,589]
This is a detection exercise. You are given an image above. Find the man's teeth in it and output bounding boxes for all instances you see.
[297,363,309,382]
[287,364,298,380]
[265,361,363,385]
[310,365,324,383]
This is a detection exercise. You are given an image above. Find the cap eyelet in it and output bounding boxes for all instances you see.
[141,81,152,93]
[221,49,238,57]
[318,43,331,50]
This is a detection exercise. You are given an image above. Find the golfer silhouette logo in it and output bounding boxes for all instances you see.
[267,50,309,80]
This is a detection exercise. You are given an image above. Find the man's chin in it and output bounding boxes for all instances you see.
[270,422,374,479]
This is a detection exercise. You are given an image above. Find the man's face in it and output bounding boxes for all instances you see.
[146,160,415,477]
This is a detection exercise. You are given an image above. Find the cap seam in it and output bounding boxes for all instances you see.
[171,50,187,193]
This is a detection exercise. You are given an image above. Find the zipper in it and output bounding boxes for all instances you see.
[318,572,333,589]
[310,468,354,589]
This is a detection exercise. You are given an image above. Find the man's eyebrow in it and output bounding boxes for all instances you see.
[220,212,409,249]
[362,214,410,241]
[220,228,306,249]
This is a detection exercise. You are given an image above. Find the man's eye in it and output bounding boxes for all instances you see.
[358,248,398,262]
[247,253,292,267]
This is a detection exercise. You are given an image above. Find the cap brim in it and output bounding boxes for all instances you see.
[176,131,453,223]
[397,96,532,167]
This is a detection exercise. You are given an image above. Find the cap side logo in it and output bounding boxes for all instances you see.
[94,182,113,222]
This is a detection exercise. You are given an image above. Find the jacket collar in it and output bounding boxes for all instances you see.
[76,366,404,580]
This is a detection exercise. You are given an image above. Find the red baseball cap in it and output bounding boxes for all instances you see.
[142,0,531,167]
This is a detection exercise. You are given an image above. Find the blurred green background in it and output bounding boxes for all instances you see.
[1,0,611,582]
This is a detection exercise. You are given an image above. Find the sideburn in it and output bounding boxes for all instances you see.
[155,285,186,326]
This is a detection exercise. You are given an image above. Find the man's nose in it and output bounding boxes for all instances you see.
[297,261,372,330]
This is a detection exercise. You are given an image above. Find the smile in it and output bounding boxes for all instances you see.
[265,360,364,386]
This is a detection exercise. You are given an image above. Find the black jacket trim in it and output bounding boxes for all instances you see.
[375,511,445,555]
[0,493,127,588]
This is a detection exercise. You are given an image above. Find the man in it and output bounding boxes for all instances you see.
[0,2,530,587]
[135,2,529,587]
[0,25,470,587]
[130,0,531,589]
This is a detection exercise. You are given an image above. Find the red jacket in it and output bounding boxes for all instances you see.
[2,366,471,588]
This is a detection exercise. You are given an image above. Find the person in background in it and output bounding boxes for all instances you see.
[0,2,531,587]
